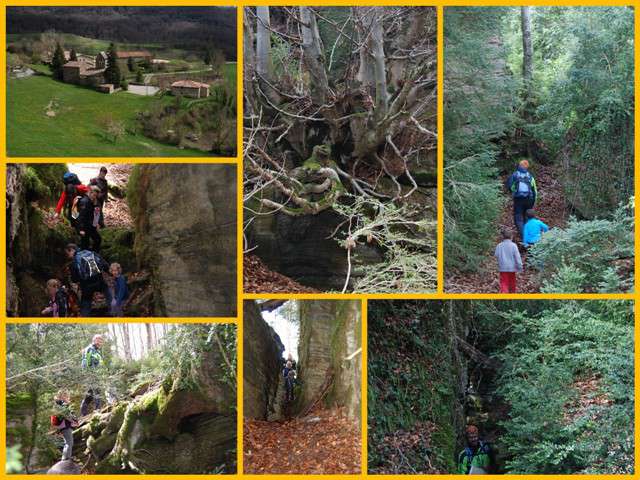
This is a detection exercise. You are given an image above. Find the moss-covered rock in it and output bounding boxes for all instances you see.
[100,228,136,272]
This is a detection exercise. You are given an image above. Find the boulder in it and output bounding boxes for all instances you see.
[47,460,81,475]
[247,209,382,291]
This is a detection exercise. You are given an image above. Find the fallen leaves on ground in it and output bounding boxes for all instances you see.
[446,164,567,293]
[244,407,360,474]
[244,254,319,293]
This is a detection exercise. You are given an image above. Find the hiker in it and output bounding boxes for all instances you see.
[76,186,103,252]
[65,243,109,317]
[80,334,105,416]
[105,262,128,317]
[284,353,297,371]
[89,167,109,228]
[505,159,537,240]
[284,369,298,403]
[54,172,89,227]
[41,279,69,317]
[458,425,493,474]
[522,209,549,248]
[495,227,523,293]
[283,360,294,379]
[51,390,78,461]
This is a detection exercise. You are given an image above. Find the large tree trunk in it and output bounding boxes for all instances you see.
[356,7,388,118]
[299,7,330,106]
[255,7,272,81]
[521,7,533,86]
[520,6,534,157]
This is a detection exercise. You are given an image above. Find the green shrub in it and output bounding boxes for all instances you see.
[530,199,634,292]
[496,301,633,474]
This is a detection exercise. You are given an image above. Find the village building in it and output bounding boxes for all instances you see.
[62,61,107,87]
[96,50,152,70]
[170,80,210,99]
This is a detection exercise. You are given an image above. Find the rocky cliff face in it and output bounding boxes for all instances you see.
[129,164,237,317]
[242,301,284,420]
[6,164,75,316]
[247,210,382,291]
[297,300,361,419]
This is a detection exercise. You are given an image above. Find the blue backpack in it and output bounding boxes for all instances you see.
[513,170,533,198]
[74,250,103,281]
[63,172,81,186]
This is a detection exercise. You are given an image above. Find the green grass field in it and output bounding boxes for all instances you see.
[7,73,208,157]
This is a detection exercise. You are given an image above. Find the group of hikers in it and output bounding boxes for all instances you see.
[282,353,300,404]
[42,167,129,317]
[50,334,107,462]
[495,159,550,293]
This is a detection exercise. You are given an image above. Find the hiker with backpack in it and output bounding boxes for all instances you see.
[505,160,537,240]
[55,172,88,227]
[80,334,105,416]
[105,262,128,317]
[284,369,298,403]
[65,244,109,317]
[76,186,103,252]
[458,425,493,474]
[51,390,79,461]
[41,279,69,317]
[522,209,549,248]
[89,167,109,228]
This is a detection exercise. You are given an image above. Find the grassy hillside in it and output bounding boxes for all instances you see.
[7,74,205,157]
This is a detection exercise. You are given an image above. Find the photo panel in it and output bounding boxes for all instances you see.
[368,299,634,474]
[6,6,237,158]
[5,322,237,474]
[243,299,363,474]
[443,6,634,294]
[243,6,438,295]
[6,163,237,318]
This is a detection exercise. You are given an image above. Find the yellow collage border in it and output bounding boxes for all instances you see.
[0,1,637,479]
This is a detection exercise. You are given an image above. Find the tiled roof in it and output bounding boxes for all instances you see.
[171,80,210,88]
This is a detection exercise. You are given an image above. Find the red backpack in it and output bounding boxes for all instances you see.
[50,415,62,427]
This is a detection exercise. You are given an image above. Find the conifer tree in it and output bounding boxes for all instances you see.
[104,43,121,87]
[51,42,66,80]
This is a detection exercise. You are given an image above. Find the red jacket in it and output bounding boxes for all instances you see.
[55,184,89,214]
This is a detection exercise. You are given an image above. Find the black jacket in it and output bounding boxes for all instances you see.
[76,196,101,231]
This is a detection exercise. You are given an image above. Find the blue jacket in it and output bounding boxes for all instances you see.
[106,275,129,305]
[523,218,549,246]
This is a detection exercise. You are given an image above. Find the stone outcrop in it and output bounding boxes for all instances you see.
[128,164,237,316]
[243,300,284,420]
[246,210,382,291]
[297,300,362,419]
[6,164,75,316]
[74,346,236,474]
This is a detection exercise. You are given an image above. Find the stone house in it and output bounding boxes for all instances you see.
[170,80,210,99]
[96,50,152,70]
[62,61,107,89]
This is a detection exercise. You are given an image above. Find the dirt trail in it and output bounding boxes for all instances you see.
[244,407,360,474]
[446,164,567,293]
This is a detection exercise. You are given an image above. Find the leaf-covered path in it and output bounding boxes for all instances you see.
[446,164,567,293]
[243,407,361,474]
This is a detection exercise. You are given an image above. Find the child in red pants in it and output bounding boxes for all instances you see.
[495,228,523,293]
